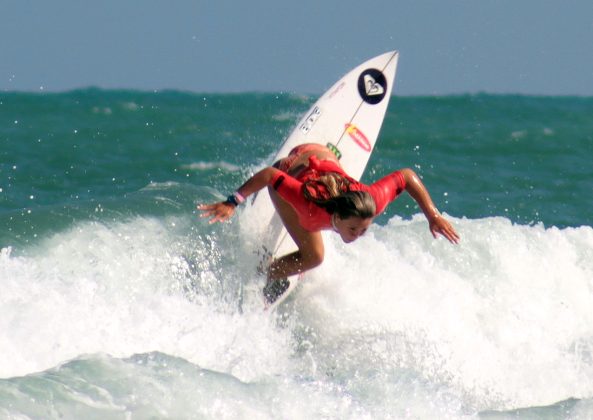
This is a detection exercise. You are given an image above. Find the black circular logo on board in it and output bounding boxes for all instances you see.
[357,68,387,105]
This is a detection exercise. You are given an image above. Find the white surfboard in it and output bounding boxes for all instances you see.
[249,51,399,311]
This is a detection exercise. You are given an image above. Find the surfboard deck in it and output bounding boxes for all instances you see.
[249,51,399,311]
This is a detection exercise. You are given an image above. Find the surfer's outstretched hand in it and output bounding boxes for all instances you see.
[428,215,460,244]
[198,202,236,224]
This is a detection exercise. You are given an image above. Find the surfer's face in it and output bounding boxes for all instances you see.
[335,216,373,243]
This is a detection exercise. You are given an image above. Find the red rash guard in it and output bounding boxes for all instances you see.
[269,155,406,231]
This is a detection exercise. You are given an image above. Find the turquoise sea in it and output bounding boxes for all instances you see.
[1,89,593,419]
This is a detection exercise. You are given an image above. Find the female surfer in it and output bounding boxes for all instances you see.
[198,143,459,303]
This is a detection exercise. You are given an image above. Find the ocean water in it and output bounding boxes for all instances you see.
[1,89,593,419]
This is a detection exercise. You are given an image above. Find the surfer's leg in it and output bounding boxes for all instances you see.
[274,143,342,177]
[272,144,312,173]
[267,187,324,281]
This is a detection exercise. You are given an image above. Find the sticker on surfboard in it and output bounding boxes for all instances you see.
[357,68,388,105]
[344,123,372,152]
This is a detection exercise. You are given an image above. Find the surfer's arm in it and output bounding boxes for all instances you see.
[198,167,285,224]
[236,167,283,198]
[400,168,460,244]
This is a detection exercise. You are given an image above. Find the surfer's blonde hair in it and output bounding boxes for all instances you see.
[303,173,376,219]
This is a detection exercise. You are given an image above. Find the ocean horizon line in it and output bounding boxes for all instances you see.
[2,86,592,100]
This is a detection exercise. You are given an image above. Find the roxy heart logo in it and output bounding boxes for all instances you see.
[345,123,371,152]
[357,68,387,105]
[364,74,384,96]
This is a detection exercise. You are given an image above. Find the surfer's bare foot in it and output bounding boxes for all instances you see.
[263,278,290,304]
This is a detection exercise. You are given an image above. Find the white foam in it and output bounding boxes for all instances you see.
[180,161,241,172]
[292,215,593,409]
[0,217,292,381]
[2,213,593,415]
[271,111,299,122]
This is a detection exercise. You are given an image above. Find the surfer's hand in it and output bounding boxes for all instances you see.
[428,215,460,244]
[197,202,236,224]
